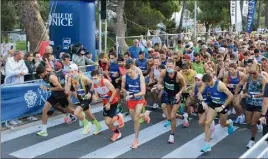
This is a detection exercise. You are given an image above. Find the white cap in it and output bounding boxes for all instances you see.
[69,63,79,71]
[201,45,207,49]
[194,74,203,80]
[219,47,225,54]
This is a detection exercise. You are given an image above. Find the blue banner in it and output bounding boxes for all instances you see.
[247,0,257,33]
[1,82,79,121]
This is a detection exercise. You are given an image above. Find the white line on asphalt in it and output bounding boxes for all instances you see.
[162,124,238,158]
[1,106,103,143]
[9,115,132,158]
[80,119,184,158]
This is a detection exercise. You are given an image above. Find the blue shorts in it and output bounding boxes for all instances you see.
[161,91,180,105]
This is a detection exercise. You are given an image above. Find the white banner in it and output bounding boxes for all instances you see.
[230,0,242,32]
[242,1,249,17]
[236,0,243,32]
[230,0,236,25]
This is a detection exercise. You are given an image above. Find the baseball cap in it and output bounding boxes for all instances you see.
[195,74,203,80]
[69,63,79,71]
[219,47,225,54]
[201,45,208,49]
[214,42,219,47]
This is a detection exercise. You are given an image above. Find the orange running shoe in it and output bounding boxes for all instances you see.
[131,138,139,149]
[111,132,122,142]
[117,113,125,128]
[144,110,151,124]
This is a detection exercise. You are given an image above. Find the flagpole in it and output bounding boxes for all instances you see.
[235,0,237,33]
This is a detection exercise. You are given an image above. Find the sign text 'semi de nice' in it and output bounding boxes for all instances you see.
[49,13,73,27]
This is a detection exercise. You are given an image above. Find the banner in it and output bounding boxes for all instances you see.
[230,0,236,25]
[236,0,243,32]
[247,0,257,33]
[1,82,79,121]
[242,1,249,17]
[230,0,242,32]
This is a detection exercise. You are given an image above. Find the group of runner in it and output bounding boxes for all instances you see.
[35,32,268,152]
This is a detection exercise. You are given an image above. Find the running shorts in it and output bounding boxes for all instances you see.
[209,103,229,114]
[127,99,147,110]
[246,104,262,112]
[78,97,92,111]
[47,91,69,108]
[103,102,118,118]
[264,83,268,97]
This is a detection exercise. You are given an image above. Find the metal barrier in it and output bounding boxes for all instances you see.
[4,72,37,85]
[240,132,268,158]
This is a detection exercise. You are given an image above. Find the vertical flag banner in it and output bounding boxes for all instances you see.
[236,0,242,32]
[247,0,257,33]
[242,1,249,17]
[230,0,236,25]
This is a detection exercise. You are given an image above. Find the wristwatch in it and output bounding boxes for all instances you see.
[261,114,266,117]
[221,105,225,109]
[47,88,50,91]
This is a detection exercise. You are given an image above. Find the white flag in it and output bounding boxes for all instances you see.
[242,1,249,17]
[236,0,243,32]
[230,0,236,25]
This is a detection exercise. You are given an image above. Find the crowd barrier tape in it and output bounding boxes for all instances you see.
[1,70,98,122]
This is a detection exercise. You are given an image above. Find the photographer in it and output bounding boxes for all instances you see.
[72,48,95,72]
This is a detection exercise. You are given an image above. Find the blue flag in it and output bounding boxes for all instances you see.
[247,0,257,33]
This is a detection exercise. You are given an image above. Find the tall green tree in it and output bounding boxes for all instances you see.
[197,0,229,38]
[1,0,18,32]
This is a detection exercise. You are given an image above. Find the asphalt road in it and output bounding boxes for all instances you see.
[1,103,266,159]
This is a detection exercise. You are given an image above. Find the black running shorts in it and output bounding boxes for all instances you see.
[103,102,118,118]
[264,83,268,97]
[209,103,229,114]
[47,92,69,108]
[246,104,262,112]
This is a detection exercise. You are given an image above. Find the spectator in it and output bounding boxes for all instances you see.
[128,39,141,59]
[5,50,28,84]
[72,49,95,72]
[24,52,36,81]
[174,40,185,54]
[252,49,264,64]
[61,53,74,76]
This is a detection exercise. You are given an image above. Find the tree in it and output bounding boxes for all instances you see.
[265,0,268,28]
[17,0,49,52]
[197,0,229,38]
[1,0,18,32]
[115,0,128,53]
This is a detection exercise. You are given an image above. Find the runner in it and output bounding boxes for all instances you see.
[36,64,76,137]
[157,59,187,143]
[234,63,267,149]
[91,70,125,141]
[198,73,234,152]
[121,62,151,149]
[192,53,205,75]
[223,63,245,124]
[188,74,216,138]
[65,64,101,135]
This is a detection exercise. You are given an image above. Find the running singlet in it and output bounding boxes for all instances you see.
[164,71,181,96]
[153,66,161,80]
[194,84,210,104]
[109,62,120,79]
[71,75,89,97]
[44,73,66,98]
[181,69,196,93]
[125,74,144,100]
[93,78,118,104]
[136,59,148,73]
[227,71,240,93]
[246,75,263,107]
[192,62,204,74]
[206,80,227,105]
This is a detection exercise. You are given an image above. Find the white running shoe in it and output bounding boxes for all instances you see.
[246,140,255,149]
[162,113,166,119]
[231,108,236,115]
[9,120,18,126]
[239,114,246,124]
[168,135,174,144]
